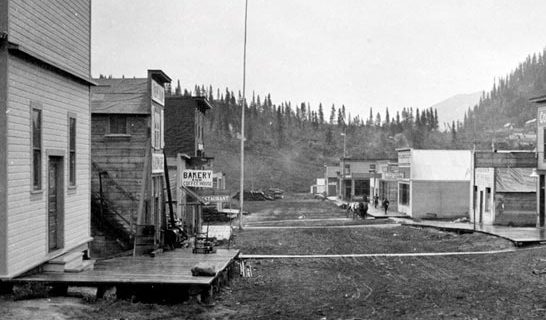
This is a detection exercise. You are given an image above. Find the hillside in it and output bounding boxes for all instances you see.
[460,48,546,149]
[178,47,546,192]
[432,92,482,130]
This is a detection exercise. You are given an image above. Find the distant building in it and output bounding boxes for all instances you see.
[375,161,400,212]
[0,1,93,278]
[337,158,378,201]
[91,70,171,254]
[397,149,472,219]
[530,95,546,227]
[324,166,339,197]
[164,96,214,236]
[310,178,326,194]
[470,151,536,226]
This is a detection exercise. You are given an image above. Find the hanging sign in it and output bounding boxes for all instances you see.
[201,195,231,203]
[151,153,164,174]
[182,169,213,188]
[151,79,165,106]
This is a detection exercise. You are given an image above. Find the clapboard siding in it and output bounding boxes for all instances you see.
[8,0,90,78]
[5,55,90,277]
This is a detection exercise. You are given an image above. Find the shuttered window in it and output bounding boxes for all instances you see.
[69,116,76,186]
[32,107,42,190]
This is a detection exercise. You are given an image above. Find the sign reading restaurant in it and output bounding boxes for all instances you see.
[182,169,213,188]
[201,195,231,203]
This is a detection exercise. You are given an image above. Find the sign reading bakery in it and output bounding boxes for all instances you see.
[182,170,213,188]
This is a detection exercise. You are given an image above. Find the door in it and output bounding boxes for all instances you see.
[538,174,546,227]
[479,191,484,224]
[48,157,64,251]
[344,180,352,200]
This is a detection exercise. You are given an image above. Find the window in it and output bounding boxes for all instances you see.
[344,164,350,175]
[153,108,161,149]
[399,183,410,205]
[32,107,42,190]
[109,115,127,134]
[69,116,76,186]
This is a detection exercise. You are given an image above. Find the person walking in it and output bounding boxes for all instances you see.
[382,198,389,215]
[374,195,379,208]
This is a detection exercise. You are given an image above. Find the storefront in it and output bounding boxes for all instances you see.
[396,148,472,219]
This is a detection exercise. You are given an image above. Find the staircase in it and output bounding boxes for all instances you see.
[91,162,138,255]
[43,251,95,273]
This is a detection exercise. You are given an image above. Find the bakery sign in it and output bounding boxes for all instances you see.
[182,170,213,188]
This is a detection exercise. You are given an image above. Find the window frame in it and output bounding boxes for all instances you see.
[68,113,77,188]
[399,183,410,205]
[108,114,128,135]
[30,102,43,192]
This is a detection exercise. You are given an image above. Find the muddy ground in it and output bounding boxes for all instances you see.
[2,195,546,319]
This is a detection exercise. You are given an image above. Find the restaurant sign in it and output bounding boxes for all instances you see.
[182,169,213,188]
[201,195,231,203]
[151,152,164,174]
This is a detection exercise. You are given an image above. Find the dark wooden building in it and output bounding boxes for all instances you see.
[164,96,214,236]
[91,70,171,254]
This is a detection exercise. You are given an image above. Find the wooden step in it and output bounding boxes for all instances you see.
[65,259,95,273]
[43,251,84,273]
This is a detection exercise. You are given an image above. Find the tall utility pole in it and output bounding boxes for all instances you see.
[239,0,248,230]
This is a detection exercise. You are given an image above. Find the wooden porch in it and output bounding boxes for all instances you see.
[11,248,240,302]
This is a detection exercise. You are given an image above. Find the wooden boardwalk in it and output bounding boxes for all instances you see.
[403,220,546,245]
[14,249,240,287]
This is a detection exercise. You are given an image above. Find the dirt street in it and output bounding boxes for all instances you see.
[2,195,546,319]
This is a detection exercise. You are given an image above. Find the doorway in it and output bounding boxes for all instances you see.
[538,174,546,227]
[47,156,64,251]
[479,190,484,224]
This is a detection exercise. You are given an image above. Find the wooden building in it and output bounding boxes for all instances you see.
[91,70,171,254]
[397,148,472,219]
[324,165,340,197]
[0,1,93,278]
[337,158,379,201]
[531,95,546,227]
[375,161,400,212]
[164,96,214,236]
[470,151,536,226]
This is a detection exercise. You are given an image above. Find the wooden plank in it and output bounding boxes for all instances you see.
[15,249,240,286]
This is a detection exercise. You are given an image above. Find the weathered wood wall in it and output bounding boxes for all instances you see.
[91,114,149,225]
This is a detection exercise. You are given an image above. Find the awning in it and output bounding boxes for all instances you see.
[180,185,210,205]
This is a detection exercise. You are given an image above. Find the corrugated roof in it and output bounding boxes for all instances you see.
[91,78,150,114]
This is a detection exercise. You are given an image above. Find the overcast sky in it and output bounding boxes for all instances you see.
[92,0,546,119]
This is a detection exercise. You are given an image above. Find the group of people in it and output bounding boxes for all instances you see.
[347,195,390,220]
